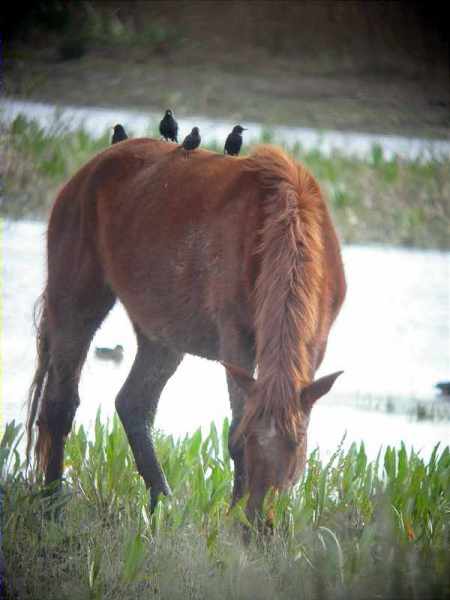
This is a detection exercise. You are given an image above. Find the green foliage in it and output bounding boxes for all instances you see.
[121,528,147,585]
[8,114,110,181]
[0,420,23,481]
[2,114,450,248]
[260,128,276,144]
[1,417,449,599]
[64,414,145,519]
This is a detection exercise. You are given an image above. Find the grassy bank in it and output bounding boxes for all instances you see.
[1,418,450,599]
[1,114,449,248]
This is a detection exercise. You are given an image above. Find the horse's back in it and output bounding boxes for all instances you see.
[45,141,344,361]
[95,148,262,355]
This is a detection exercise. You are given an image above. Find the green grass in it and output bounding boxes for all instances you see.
[1,114,449,248]
[1,416,449,599]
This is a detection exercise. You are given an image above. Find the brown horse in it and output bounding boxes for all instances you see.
[26,139,346,521]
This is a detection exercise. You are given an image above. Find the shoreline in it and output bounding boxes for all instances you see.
[2,97,450,162]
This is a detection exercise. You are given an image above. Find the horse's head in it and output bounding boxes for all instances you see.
[224,363,342,522]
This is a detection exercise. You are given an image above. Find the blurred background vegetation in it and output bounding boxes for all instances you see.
[2,113,449,248]
[2,0,449,135]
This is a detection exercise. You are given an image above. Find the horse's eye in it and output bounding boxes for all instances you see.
[286,437,298,451]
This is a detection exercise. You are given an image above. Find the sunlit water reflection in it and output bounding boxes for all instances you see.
[2,220,449,460]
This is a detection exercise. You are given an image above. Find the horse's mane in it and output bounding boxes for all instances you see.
[239,145,325,440]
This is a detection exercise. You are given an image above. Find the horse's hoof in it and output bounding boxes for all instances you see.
[149,485,171,513]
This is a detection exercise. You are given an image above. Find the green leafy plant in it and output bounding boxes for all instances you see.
[1,416,449,599]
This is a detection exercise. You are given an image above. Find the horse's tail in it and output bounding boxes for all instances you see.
[26,292,52,472]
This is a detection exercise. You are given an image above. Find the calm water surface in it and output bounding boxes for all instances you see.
[2,98,450,161]
[2,220,449,459]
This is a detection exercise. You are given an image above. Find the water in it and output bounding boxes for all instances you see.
[2,98,450,162]
[2,220,449,459]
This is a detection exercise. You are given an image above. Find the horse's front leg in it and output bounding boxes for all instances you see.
[115,331,183,511]
[219,326,255,506]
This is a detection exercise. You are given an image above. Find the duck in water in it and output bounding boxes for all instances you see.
[94,344,124,363]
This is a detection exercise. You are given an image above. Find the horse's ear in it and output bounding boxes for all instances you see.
[300,371,343,411]
[221,362,256,396]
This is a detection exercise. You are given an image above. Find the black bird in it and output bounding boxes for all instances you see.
[224,125,247,156]
[435,381,450,396]
[111,124,128,145]
[182,127,201,154]
[159,109,178,142]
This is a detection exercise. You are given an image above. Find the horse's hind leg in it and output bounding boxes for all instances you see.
[115,330,183,511]
[35,287,116,488]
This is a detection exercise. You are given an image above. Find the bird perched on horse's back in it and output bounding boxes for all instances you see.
[111,124,128,145]
[224,125,247,156]
[159,109,178,142]
[182,127,201,154]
